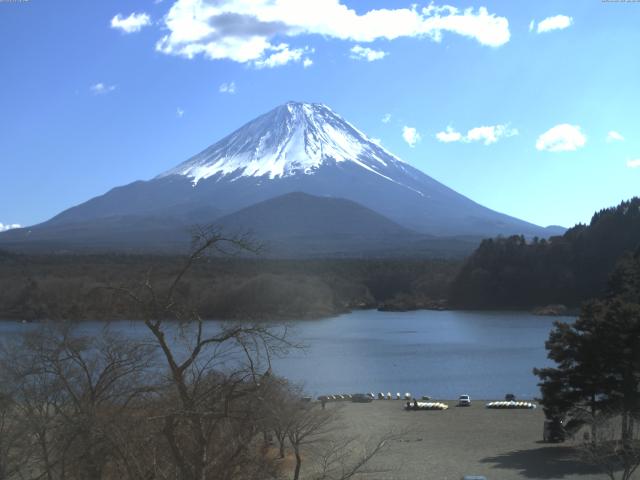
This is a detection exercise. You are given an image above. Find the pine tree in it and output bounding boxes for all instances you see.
[534,252,640,479]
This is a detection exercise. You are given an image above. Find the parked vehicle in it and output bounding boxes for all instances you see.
[505,393,516,401]
[543,418,566,443]
[351,393,373,403]
[458,394,471,407]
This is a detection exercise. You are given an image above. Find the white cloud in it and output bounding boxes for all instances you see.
[303,57,313,68]
[402,126,421,147]
[350,45,388,61]
[253,44,312,68]
[536,15,573,34]
[381,113,392,124]
[155,1,510,68]
[436,126,462,143]
[627,159,640,169]
[536,124,586,152]
[606,130,624,142]
[110,12,152,33]
[528,19,535,32]
[176,107,185,117]
[436,124,517,145]
[370,137,382,146]
[0,223,21,232]
[90,83,116,95]
[218,81,236,94]
[466,124,518,145]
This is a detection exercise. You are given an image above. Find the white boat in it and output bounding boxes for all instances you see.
[485,401,536,409]
[406,401,449,411]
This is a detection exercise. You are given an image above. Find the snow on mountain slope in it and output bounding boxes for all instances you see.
[4,100,561,250]
[159,102,419,193]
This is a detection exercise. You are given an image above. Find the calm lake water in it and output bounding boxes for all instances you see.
[0,310,571,400]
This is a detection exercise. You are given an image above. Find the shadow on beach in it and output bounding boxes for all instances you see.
[481,445,604,479]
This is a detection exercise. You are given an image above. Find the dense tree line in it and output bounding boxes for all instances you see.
[450,197,640,309]
[0,250,458,321]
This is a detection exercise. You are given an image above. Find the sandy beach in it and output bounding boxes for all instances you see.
[322,400,608,480]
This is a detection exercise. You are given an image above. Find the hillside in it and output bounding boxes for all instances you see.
[450,197,640,309]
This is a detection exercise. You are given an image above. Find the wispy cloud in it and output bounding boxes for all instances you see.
[350,45,388,62]
[436,124,518,145]
[90,83,116,95]
[467,125,518,145]
[606,131,624,142]
[253,45,312,69]
[381,113,392,124]
[110,12,152,33]
[402,126,421,147]
[533,15,573,34]
[154,1,510,68]
[303,58,313,68]
[0,223,21,232]
[176,107,184,118]
[218,81,236,94]
[536,124,586,152]
[627,159,640,169]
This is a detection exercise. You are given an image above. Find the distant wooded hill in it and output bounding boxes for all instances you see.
[450,197,640,309]
[0,252,458,321]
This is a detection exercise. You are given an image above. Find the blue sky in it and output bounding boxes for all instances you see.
[1,0,638,230]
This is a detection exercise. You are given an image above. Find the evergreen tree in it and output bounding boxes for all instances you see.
[451,197,640,309]
[534,253,640,479]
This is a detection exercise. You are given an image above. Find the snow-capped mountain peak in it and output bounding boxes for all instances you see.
[159,102,406,184]
[10,101,554,247]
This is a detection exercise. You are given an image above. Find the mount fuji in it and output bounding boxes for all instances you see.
[0,102,563,255]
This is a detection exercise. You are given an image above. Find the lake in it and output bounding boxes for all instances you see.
[0,310,571,400]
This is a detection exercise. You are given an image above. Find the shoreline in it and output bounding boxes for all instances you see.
[0,305,578,323]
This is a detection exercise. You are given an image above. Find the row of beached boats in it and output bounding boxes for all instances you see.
[485,401,537,409]
[318,393,537,410]
[319,392,417,402]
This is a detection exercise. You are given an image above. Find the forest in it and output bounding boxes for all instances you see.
[3,197,640,321]
[0,249,458,321]
[450,197,640,310]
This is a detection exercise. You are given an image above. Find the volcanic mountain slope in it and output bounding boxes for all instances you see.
[0,102,562,254]
[213,192,423,256]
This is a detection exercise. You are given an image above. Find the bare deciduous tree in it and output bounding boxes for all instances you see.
[111,227,294,480]
[311,433,398,480]
[0,323,157,480]
[0,227,395,480]
[286,402,336,480]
